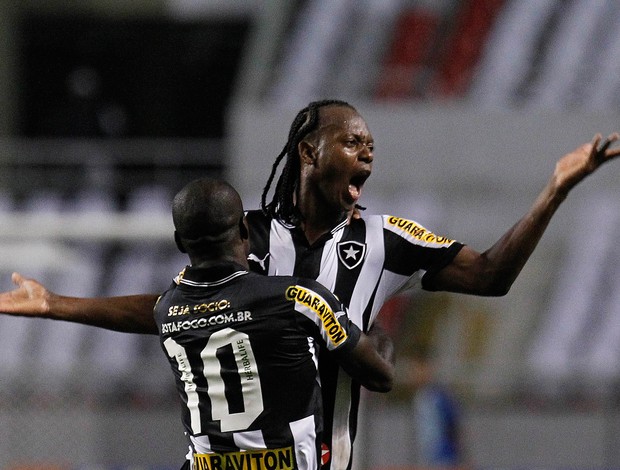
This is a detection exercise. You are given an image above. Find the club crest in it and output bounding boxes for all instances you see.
[337,241,366,270]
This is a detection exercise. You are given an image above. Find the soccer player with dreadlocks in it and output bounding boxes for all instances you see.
[1,100,619,470]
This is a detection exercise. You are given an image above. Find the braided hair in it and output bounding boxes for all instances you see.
[261,99,356,226]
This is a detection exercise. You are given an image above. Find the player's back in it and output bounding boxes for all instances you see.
[154,261,354,470]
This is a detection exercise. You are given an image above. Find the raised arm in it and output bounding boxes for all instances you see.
[427,133,620,296]
[0,272,159,334]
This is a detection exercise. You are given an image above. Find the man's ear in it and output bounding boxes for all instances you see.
[298,140,317,165]
[239,216,249,240]
[174,231,187,253]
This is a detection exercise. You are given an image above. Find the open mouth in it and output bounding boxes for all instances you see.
[348,171,370,202]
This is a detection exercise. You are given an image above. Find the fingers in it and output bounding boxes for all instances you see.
[595,138,612,162]
[606,132,620,152]
[594,132,620,163]
[11,272,24,286]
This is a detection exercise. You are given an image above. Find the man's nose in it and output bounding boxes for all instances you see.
[359,144,373,163]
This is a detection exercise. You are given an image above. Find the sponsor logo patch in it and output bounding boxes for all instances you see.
[194,447,294,470]
[285,285,347,346]
[168,300,231,317]
[387,216,453,244]
[337,241,366,270]
[162,311,252,334]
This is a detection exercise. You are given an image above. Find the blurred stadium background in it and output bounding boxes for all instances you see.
[1,0,620,468]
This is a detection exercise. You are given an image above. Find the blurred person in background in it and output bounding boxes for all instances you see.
[0,100,619,470]
[157,177,392,469]
[404,351,469,470]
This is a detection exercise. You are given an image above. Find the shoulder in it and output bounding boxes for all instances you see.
[350,213,418,231]
[348,213,431,238]
[241,275,342,318]
[245,209,269,226]
[292,277,336,297]
[245,208,265,218]
[246,272,303,296]
[245,210,274,251]
[284,278,342,311]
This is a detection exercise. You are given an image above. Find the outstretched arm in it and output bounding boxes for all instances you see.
[427,133,620,296]
[0,272,159,334]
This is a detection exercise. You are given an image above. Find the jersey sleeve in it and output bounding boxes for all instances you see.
[285,277,361,352]
[381,215,464,289]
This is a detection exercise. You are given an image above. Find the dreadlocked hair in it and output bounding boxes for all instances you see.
[261,99,356,226]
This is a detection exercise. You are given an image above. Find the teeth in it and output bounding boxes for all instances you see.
[349,184,360,198]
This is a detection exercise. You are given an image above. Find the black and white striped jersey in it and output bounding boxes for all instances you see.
[245,210,464,470]
[154,262,361,470]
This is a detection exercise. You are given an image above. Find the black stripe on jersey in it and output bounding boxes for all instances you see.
[207,432,240,453]
[262,425,296,450]
[332,219,367,310]
[245,211,272,274]
[347,379,361,470]
[361,283,380,333]
[317,351,338,468]
[218,344,244,414]
[291,229,323,280]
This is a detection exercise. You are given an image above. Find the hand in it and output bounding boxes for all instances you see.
[367,320,396,366]
[0,272,52,316]
[554,133,620,196]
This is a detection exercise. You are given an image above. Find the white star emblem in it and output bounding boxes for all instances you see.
[343,246,359,259]
[337,241,367,270]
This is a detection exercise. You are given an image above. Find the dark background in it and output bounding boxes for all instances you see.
[18,15,249,138]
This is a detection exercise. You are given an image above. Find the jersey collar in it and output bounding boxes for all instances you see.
[177,262,249,287]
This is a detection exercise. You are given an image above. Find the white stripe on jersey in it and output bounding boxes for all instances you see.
[330,374,353,470]
[315,227,344,292]
[233,429,266,449]
[347,215,385,329]
[269,219,296,276]
[308,336,318,371]
[290,415,318,470]
[191,434,212,453]
[192,429,268,454]
[386,269,426,302]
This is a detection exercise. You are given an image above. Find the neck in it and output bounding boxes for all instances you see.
[296,177,352,244]
[189,245,249,270]
[297,201,351,245]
